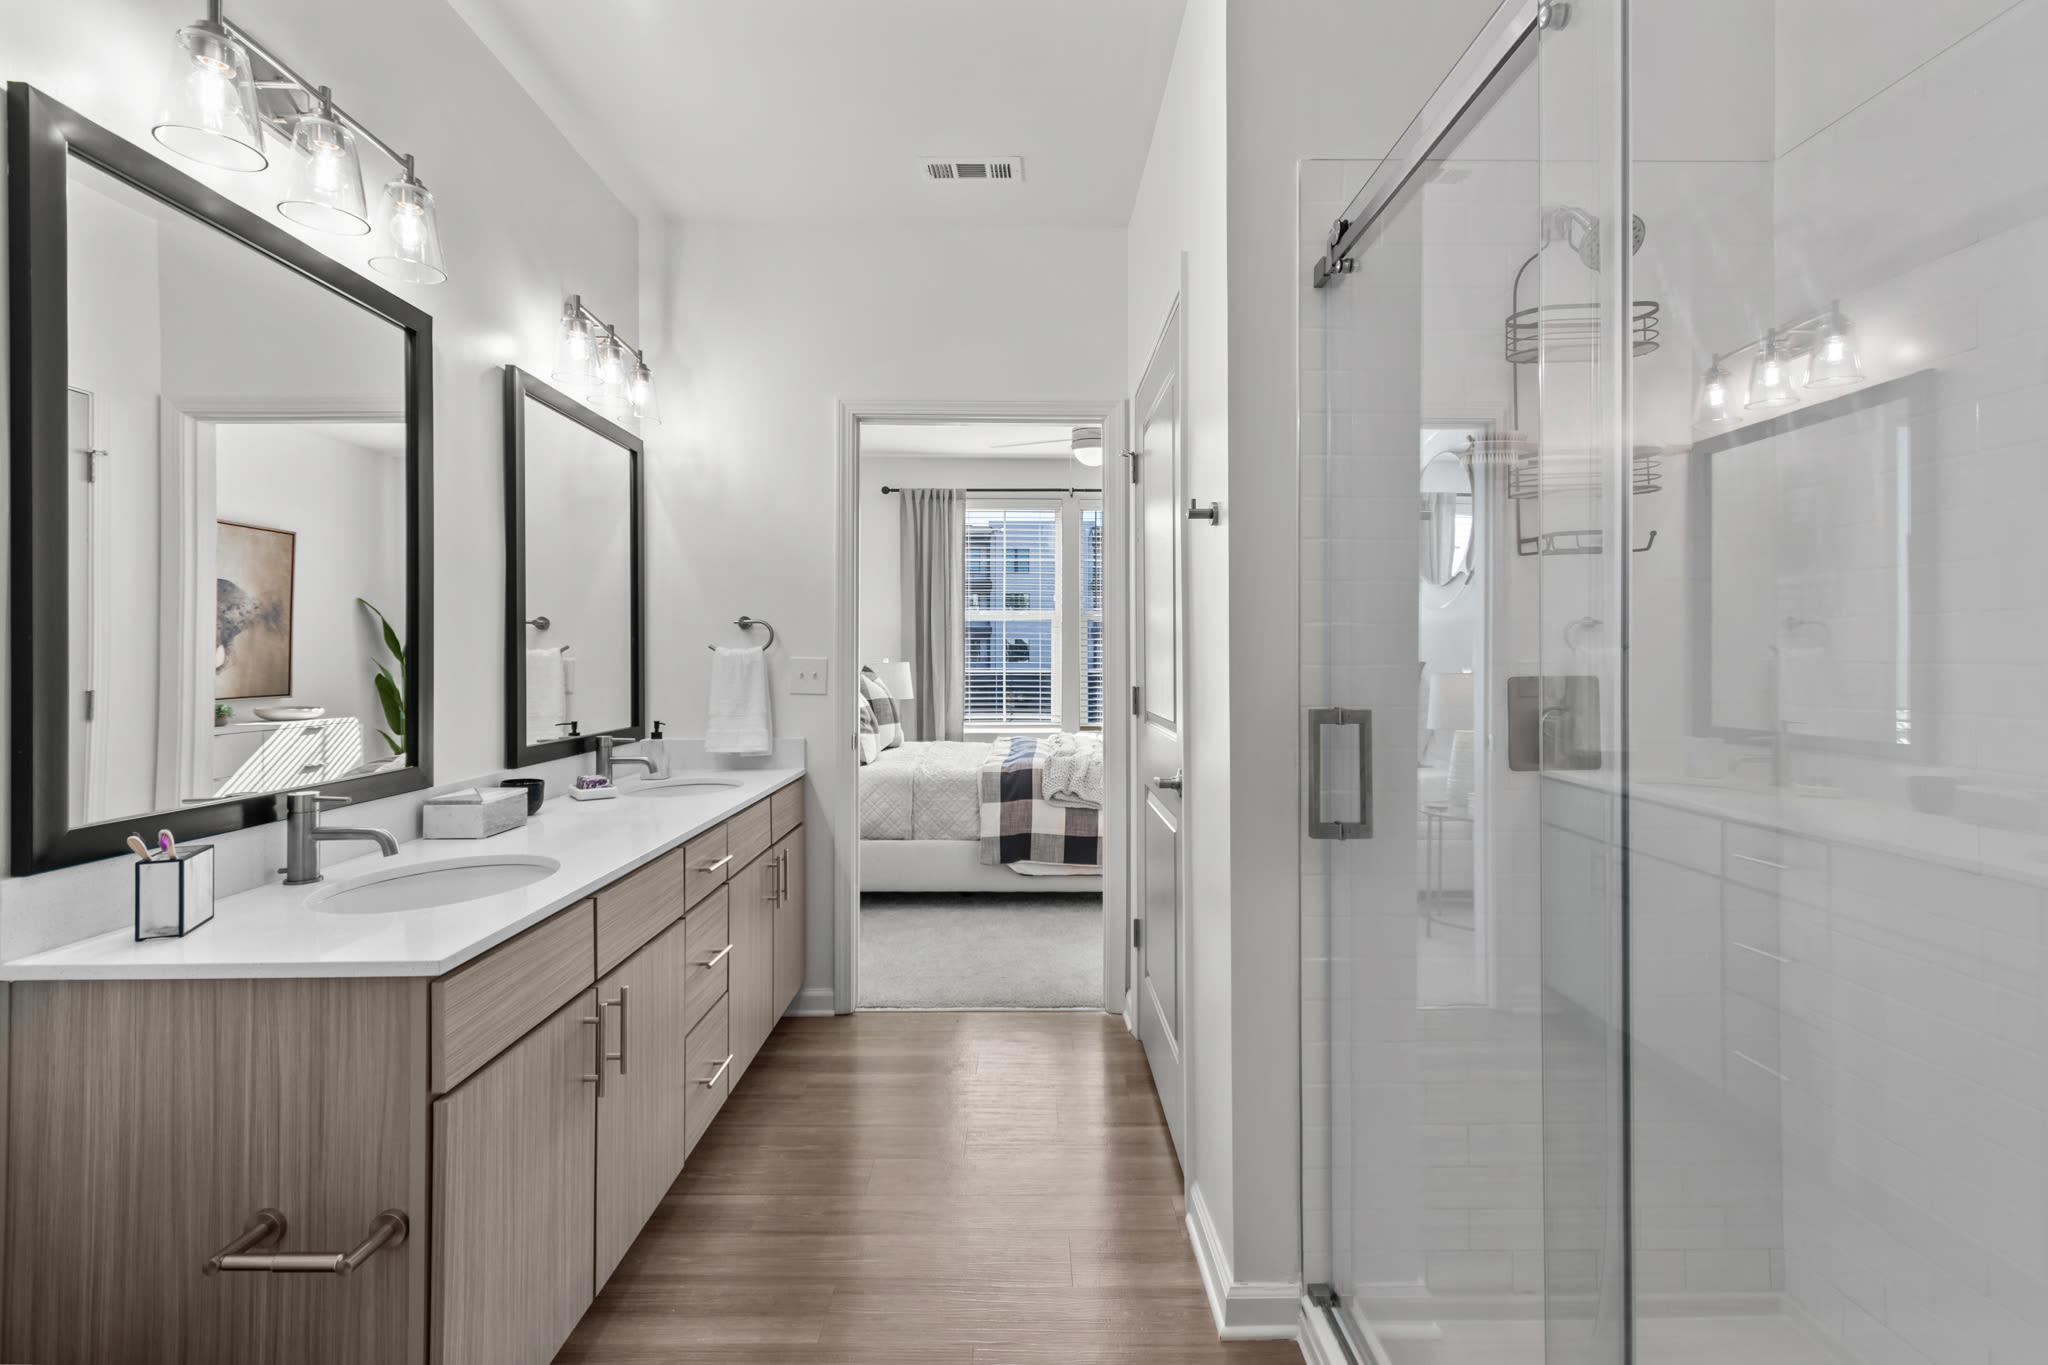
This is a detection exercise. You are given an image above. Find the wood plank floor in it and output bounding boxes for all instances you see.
[555,1011,1303,1364]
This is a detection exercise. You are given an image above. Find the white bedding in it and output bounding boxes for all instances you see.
[859,741,986,841]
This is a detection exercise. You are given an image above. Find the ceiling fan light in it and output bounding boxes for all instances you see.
[152,22,268,172]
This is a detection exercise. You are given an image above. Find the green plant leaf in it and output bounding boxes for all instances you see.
[361,599,409,754]
[374,670,406,750]
[378,729,403,755]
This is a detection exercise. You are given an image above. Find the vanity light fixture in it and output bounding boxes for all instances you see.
[1746,329,1797,410]
[151,2,267,171]
[554,297,660,426]
[1698,300,1865,425]
[152,3,447,278]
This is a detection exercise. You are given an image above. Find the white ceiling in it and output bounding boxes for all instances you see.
[450,0,1187,223]
[861,422,1084,459]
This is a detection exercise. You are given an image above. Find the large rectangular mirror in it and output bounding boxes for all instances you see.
[1691,370,1931,757]
[9,84,433,873]
[503,367,642,765]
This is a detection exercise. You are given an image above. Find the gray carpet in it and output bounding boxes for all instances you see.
[858,892,1103,1010]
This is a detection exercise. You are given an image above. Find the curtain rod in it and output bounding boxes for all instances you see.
[880,486,1100,496]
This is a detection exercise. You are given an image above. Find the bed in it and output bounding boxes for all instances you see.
[860,738,1106,893]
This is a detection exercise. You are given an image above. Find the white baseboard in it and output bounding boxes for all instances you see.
[1186,1183,1302,1340]
[787,985,837,1017]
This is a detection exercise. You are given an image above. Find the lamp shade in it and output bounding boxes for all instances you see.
[369,170,446,284]
[152,22,268,172]
[874,659,915,701]
[278,105,370,235]
[1426,669,1473,733]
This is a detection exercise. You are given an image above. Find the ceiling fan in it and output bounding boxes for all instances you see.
[990,425,1104,467]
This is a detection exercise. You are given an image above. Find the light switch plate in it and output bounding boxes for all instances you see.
[789,658,828,694]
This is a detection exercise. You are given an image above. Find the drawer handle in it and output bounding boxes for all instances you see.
[779,848,790,900]
[700,1053,734,1088]
[696,854,735,875]
[700,943,733,969]
[1729,852,1790,871]
[1732,940,1792,965]
[203,1208,408,1277]
[1731,1050,1789,1084]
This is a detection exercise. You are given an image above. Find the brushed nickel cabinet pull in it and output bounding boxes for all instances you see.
[582,1011,606,1098]
[697,854,734,875]
[779,849,790,900]
[605,985,630,1076]
[700,943,733,969]
[204,1208,408,1277]
[700,1054,733,1088]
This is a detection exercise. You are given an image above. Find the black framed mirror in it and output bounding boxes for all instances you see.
[7,83,434,874]
[503,366,644,766]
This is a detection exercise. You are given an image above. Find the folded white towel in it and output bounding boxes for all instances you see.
[707,646,772,756]
[526,647,567,742]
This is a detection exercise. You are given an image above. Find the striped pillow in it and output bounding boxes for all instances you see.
[860,669,905,751]
[857,692,881,765]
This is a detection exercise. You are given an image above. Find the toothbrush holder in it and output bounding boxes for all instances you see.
[134,844,217,940]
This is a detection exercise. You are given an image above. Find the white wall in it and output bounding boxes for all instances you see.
[858,453,1100,672]
[639,218,1124,1009]
[0,0,641,946]
[213,425,406,744]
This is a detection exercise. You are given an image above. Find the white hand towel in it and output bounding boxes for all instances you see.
[526,647,567,741]
[707,646,773,756]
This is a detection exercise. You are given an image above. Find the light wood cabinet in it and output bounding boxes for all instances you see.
[432,990,597,1365]
[594,920,690,1288]
[728,849,776,1084]
[774,823,807,1019]
[682,885,731,1033]
[685,994,732,1155]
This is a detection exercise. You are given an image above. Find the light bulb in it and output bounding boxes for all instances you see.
[629,361,661,425]
[1805,304,1864,388]
[1746,331,1797,409]
[553,298,596,390]
[277,92,369,235]
[369,163,446,285]
[1697,359,1733,426]
[152,22,267,171]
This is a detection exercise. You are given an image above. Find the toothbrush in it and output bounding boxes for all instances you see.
[126,835,152,862]
[158,830,177,861]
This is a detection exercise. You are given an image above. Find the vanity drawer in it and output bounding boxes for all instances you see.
[683,886,732,1033]
[432,899,595,1093]
[683,824,731,909]
[727,797,773,871]
[686,993,732,1155]
[596,847,690,976]
[1723,822,1828,907]
[771,781,804,841]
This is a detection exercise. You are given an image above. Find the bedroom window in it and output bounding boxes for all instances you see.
[963,496,1103,730]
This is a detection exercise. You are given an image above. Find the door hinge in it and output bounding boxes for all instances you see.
[83,690,94,721]
[84,449,107,482]
[1131,685,1141,716]
[1133,919,1142,949]
[1126,451,1140,484]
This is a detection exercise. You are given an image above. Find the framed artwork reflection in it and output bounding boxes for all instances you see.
[215,520,295,700]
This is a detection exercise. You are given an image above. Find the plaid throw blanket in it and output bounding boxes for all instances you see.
[979,737,1102,868]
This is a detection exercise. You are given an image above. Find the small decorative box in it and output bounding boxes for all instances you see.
[422,787,529,839]
[135,843,216,940]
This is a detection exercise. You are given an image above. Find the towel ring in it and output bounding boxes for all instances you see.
[708,616,775,652]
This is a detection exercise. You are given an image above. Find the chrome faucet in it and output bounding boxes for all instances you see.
[281,791,399,885]
[593,734,660,784]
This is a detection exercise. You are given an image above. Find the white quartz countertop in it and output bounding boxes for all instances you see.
[0,766,804,982]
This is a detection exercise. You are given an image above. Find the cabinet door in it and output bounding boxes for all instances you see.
[594,920,689,1288]
[728,851,775,1083]
[433,990,597,1365]
[773,824,807,1020]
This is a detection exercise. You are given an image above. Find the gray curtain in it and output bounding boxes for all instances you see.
[899,488,965,741]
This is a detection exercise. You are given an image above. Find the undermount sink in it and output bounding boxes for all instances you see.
[624,777,745,799]
[306,854,561,915]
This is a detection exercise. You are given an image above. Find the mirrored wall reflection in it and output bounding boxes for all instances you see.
[66,154,408,826]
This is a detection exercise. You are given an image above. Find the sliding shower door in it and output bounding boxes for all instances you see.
[1311,2,2048,1363]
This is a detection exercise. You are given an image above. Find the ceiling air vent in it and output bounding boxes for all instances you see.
[921,157,1025,184]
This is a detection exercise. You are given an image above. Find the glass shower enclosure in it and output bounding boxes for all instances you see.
[1305,2,2048,1363]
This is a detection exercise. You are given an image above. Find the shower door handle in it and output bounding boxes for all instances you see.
[1307,708,1372,840]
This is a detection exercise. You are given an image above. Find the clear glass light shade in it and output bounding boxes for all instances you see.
[1697,361,1734,425]
[278,114,369,235]
[152,25,268,172]
[553,306,596,391]
[1746,334,1798,409]
[369,176,446,284]
[1805,310,1864,388]
[628,361,661,425]
[590,334,630,414]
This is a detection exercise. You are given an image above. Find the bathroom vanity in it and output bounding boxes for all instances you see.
[0,768,806,1365]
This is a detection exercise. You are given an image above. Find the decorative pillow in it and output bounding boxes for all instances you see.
[860,668,905,751]
[857,692,881,765]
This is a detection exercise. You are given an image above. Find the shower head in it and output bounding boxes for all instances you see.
[1579,213,1648,268]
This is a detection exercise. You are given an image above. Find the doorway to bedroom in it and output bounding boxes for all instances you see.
[848,413,1123,1011]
